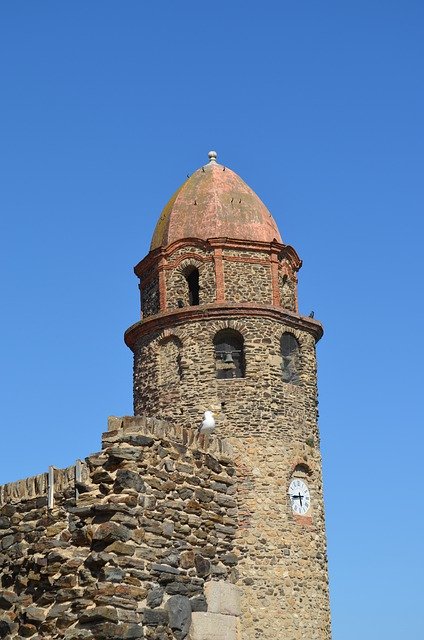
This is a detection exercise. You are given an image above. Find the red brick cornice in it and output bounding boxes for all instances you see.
[164,253,213,270]
[124,303,323,350]
[134,237,302,278]
[222,255,269,265]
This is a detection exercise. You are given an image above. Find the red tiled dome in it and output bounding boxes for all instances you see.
[150,152,282,250]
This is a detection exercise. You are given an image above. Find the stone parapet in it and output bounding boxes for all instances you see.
[0,464,88,507]
[0,416,239,639]
[0,417,234,508]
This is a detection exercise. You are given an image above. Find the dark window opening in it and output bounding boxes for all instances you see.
[213,329,245,379]
[281,332,300,384]
[293,463,311,476]
[185,267,200,306]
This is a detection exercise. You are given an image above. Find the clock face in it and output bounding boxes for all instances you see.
[289,478,311,515]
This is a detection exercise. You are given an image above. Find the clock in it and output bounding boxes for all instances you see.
[289,478,311,515]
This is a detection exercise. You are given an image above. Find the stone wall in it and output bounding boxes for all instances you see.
[130,314,331,639]
[1,389,331,640]
[279,273,297,311]
[231,437,330,639]
[0,418,240,640]
[165,255,216,310]
[141,276,160,318]
[223,259,272,304]
[133,316,318,444]
[136,242,301,318]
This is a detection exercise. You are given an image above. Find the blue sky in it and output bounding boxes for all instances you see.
[1,2,423,638]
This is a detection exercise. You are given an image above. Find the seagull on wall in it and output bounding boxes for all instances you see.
[198,411,216,434]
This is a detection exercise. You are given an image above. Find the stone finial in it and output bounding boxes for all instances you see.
[208,150,217,163]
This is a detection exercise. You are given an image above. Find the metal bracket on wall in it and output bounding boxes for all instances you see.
[75,459,83,500]
[47,466,55,510]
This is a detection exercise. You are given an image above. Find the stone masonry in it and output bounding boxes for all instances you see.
[127,311,330,639]
[0,418,242,639]
[124,152,332,638]
[0,152,332,639]
[137,239,301,320]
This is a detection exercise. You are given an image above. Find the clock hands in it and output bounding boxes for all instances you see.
[291,492,304,506]
[289,479,310,514]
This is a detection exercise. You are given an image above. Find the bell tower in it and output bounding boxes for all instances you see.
[125,152,331,639]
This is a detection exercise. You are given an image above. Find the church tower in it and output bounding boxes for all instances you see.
[125,152,331,639]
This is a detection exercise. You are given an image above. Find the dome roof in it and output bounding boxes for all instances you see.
[150,152,282,250]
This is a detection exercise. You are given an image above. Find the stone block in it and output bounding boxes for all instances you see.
[19,623,37,637]
[146,586,164,608]
[80,606,118,624]
[115,469,145,493]
[187,612,239,640]
[0,590,18,609]
[204,581,241,617]
[194,554,211,577]
[143,608,169,626]
[24,606,46,622]
[165,595,192,637]
[189,595,207,612]
[93,522,131,546]
[108,416,123,431]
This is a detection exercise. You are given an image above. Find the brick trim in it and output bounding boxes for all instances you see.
[164,253,213,270]
[125,303,323,349]
[158,258,167,310]
[140,269,159,288]
[134,237,301,277]
[270,250,280,306]
[222,255,269,265]
[214,248,225,302]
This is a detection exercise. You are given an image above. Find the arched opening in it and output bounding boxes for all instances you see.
[281,332,301,384]
[185,267,200,306]
[213,329,245,379]
[292,463,311,477]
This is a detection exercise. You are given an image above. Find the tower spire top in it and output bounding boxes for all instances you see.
[150,152,282,250]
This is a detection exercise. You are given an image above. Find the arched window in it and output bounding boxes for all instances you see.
[213,329,245,379]
[292,463,311,476]
[281,333,300,384]
[184,266,200,306]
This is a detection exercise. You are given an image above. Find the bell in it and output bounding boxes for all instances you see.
[223,352,234,364]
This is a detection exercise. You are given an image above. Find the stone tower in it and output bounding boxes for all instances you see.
[125,151,331,639]
[0,151,330,640]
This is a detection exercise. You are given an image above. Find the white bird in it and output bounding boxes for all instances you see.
[199,410,216,434]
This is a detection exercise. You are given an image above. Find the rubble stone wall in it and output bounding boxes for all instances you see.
[165,256,216,310]
[141,276,160,318]
[139,245,300,317]
[222,258,272,304]
[0,418,239,640]
[279,273,297,312]
[133,316,318,444]
[131,315,331,639]
[231,436,331,640]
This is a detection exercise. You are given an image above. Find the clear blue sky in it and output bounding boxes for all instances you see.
[1,3,423,638]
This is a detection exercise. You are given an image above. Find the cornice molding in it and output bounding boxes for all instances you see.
[124,302,323,350]
[134,237,301,277]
